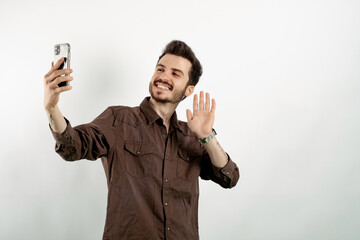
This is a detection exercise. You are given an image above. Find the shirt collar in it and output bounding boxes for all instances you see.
[140,97,181,131]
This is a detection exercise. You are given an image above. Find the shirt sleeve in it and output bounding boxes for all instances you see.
[200,152,240,189]
[49,107,116,161]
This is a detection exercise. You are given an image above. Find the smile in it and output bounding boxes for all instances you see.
[154,80,173,91]
[156,84,170,90]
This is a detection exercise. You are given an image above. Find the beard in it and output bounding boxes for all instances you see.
[149,81,187,104]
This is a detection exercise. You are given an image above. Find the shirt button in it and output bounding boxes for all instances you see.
[165,202,168,206]
[165,179,168,183]
[162,135,166,139]
[167,227,170,231]
[137,151,141,154]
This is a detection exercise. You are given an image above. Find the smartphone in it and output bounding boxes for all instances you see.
[54,43,71,87]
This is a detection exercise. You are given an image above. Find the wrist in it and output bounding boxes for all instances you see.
[198,129,217,144]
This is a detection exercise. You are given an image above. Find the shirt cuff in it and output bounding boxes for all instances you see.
[212,154,236,178]
[49,117,73,144]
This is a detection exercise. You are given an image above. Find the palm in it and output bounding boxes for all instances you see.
[186,92,216,139]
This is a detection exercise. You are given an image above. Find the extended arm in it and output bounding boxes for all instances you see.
[44,57,73,133]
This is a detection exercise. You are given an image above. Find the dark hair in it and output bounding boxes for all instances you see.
[158,40,202,86]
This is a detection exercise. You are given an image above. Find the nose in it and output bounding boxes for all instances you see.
[158,69,172,81]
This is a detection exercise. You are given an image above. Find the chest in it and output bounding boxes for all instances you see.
[108,122,203,182]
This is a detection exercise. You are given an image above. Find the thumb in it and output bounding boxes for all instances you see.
[186,109,192,122]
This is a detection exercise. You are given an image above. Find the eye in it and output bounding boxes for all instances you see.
[157,68,164,72]
[173,72,179,77]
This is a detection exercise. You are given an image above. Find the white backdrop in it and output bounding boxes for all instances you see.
[1,0,359,239]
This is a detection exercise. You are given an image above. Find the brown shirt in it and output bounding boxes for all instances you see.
[51,97,239,240]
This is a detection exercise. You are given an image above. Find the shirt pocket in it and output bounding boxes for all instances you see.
[124,141,157,178]
[177,148,202,181]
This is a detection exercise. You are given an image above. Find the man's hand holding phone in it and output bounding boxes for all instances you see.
[43,57,73,111]
[43,57,73,133]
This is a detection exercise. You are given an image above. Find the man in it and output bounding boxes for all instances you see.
[44,40,239,240]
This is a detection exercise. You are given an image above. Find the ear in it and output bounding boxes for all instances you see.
[184,85,195,97]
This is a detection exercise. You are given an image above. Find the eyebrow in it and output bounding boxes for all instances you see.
[156,63,184,76]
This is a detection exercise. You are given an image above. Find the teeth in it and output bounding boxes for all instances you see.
[157,84,169,90]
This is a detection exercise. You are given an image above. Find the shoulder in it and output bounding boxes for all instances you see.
[106,105,139,114]
[105,105,142,126]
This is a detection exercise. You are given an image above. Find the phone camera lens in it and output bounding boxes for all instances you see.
[54,46,60,55]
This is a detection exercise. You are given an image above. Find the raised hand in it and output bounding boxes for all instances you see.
[44,57,73,133]
[186,91,216,139]
[44,57,73,111]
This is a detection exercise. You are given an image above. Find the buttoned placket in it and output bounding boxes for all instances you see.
[161,125,172,239]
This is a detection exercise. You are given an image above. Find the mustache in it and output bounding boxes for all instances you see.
[154,79,173,90]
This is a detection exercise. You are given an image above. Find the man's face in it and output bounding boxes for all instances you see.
[149,54,194,104]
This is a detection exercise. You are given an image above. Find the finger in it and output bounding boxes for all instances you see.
[193,94,198,112]
[44,61,56,83]
[205,92,210,111]
[50,76,73,88]
[47,68,73,83]
[199,91,204,110]
[45,57,64,77]
[54,85,72,94]
[186,109,193,122]
[210,98,216,113]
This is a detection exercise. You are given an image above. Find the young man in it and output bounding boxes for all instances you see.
[44,40,239,240]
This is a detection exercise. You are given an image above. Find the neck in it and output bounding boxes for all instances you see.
[149,97,178,131]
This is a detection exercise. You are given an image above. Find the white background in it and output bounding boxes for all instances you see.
[1,0,359,239]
